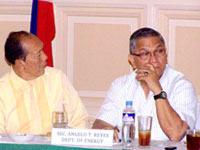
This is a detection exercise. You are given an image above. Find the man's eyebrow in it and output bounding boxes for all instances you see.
[32,48,43,55]
[156,44,165,49]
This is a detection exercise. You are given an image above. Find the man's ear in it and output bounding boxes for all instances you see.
[128,54,136,70]
[166,50,168,64]
[15,59,25,70]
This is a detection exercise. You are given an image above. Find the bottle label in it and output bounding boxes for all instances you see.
[123,112,135,122]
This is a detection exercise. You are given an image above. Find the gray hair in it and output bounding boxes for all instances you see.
[130,27,165,54]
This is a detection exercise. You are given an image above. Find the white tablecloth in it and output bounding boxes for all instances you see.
[0,135,186,150]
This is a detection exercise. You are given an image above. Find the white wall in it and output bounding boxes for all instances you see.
[0,0,200,119]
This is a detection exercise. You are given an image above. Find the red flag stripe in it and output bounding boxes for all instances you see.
[31,0,55,67]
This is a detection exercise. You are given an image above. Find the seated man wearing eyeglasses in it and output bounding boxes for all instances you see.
[92,27,198,141]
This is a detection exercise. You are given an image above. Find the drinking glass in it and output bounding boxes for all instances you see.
[52,111,67,128]
[138,116,152,146]
[186,129,200,150]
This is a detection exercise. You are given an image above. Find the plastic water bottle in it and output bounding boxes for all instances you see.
[122,101,135,147]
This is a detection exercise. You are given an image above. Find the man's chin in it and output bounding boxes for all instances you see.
[42,65,46,68]
[156,70,164,79]
[41,69,45,74]
[38,69,45,77]
[155,67,166,78]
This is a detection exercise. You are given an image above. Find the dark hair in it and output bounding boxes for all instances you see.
[4,31,30,64]
[129,27,165,54]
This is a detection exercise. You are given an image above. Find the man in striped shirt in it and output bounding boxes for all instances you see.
[93,27,198,141]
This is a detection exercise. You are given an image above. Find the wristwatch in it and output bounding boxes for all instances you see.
[154,91,167,100]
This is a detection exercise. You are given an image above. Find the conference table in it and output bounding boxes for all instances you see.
[0,134,186,150]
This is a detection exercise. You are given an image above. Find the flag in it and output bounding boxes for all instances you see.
[30,0,55,67]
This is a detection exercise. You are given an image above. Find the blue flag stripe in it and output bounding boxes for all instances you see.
[30,0,38,35]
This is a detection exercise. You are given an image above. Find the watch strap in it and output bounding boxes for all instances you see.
[154,91,167,100]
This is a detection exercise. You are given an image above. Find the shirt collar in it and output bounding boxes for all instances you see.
[159,64,168,83]
[9,66,47,89]
[9,66,29,89]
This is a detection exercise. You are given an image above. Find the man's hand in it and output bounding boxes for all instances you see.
[135,64,162,95]
[135,64,188,141]
[92,119,120,142]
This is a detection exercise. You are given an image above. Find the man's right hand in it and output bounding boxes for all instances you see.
[92,119,120,142]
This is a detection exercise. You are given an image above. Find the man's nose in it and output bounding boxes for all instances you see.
[42,52,48,60]
[149,52,157,62]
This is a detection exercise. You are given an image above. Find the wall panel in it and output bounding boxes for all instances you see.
[0,0,200,120]
[158,9,200,97]
[54,6,145,118]
[0,5,30,77]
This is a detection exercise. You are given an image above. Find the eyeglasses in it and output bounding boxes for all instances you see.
[132,48,166,60]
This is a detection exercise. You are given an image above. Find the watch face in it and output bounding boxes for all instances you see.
[162,92,165,97]
[161,91,167,98]
[154,91,167,100]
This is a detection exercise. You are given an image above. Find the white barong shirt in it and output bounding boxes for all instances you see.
[97,65,197,140]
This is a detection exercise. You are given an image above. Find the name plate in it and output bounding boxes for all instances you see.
[51,128,113,146]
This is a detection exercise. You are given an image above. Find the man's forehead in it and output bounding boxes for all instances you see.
[136,36,162,42]
[21,35,42,51]
[136,37,164,46]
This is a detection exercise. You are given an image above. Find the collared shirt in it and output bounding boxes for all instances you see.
[96,65,198,140]
[0,67,88,135]
[195,102,200,129]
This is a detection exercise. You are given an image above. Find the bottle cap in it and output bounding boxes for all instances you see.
[126,101,132,106]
